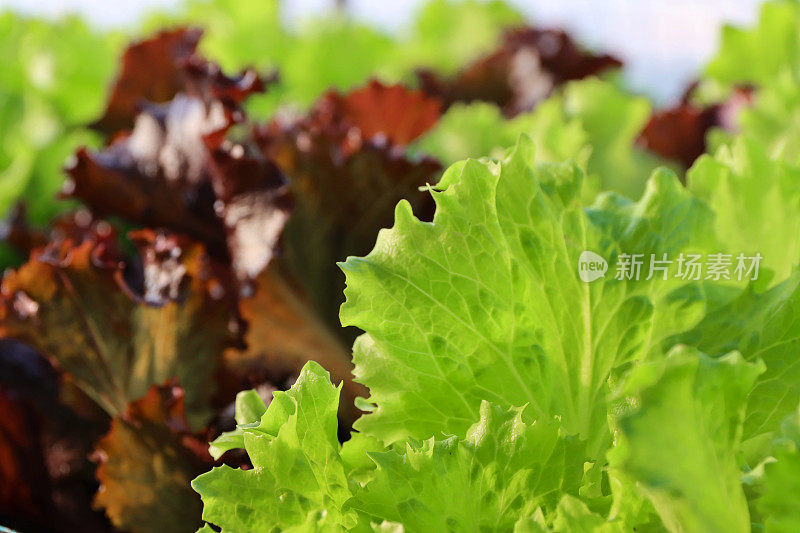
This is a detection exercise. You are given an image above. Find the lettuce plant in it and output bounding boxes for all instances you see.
[193,135,798,531]
[5,1,800,532]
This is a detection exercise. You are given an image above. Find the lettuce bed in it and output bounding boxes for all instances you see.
[2,1,800,532]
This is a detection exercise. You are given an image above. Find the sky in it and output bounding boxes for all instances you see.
[0,0,763,103]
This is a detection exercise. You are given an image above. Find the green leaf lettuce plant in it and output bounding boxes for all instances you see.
[193,136,793,531]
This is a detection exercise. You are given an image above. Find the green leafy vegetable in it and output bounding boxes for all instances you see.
[712,71,800,164]
[192,361,357,532]
[341,136,703,455]
[414,79,668,201]
[549,495,624,533]
[687,136,800,283]
[194,361,586,532]
[412,100,589,172]
[610,346,763,533]
[674,273,800,445]
[353,402,584,531]
[703,0,800,90]
[402,0,523,74]
[699,1,800,166]
[760,407,800,532]
[194,128,797,531]
[0,13,120,225]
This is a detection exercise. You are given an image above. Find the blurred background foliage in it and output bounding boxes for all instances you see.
[4,0,800,252]
[0,0,525,232]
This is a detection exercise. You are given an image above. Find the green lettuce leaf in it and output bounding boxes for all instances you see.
[192,361,358,532]
[411,100,589,173]
[0,13,119,224]
[700,2,800,166]
[687,136,800,284]
[340,136,707,456]
[207,389,268,460]
[0,14,120,124]
[673,273,800,445]
[550,495,625,533]
[194,361,592,532]
[760,406,800,532]
[508,496,626,532]
[709,69,800,167]
[703,0,800,90]
[413,79,668,201]
[402,0,523,74]
[276,17,400,110]
[610,345,763,533]
[352,402,584,531]
[558,79,665,200]
[149,0,286,73]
